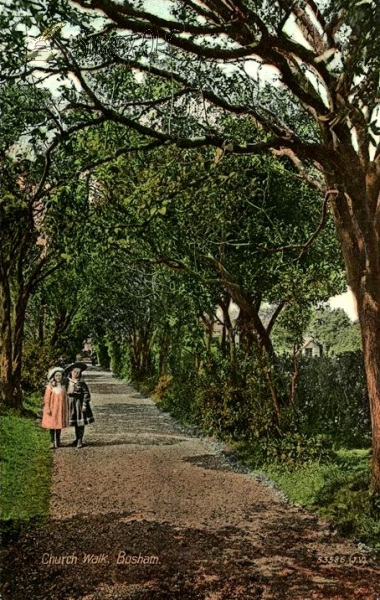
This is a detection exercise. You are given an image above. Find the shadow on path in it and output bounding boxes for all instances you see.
[1,369,379,600]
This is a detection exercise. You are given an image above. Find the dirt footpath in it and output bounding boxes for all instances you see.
[2,368,379,599]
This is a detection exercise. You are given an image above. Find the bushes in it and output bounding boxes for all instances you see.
[268,432,334,467]
[194,384,249,438]
[236,432,334,470]
[154,351,289,443]
[22,340,61,393]
[294,351,370,447]
[153,375,174,403]
[187,351,275,437]
[148,345,370,454]
[107,338,129,377]
[267,449,380,551]
[151,349,369,468]
[193,380,273,441]
[157,373,198,423]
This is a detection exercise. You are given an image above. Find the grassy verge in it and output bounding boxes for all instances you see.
[236,443,379,552]
[0,393,52,540]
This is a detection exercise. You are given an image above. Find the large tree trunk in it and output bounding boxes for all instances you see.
[0,291,25,410]
[338,256,380,506]
[354,279,380,500]
[0,335,23,410]
[330,170,380,499]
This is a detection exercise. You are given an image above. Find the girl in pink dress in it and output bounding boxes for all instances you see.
[41,366,69,449]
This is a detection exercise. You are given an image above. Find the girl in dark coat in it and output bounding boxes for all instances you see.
[65,362,94,448]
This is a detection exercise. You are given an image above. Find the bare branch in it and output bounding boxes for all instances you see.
[296,190,335,260]
[272,147,325,191]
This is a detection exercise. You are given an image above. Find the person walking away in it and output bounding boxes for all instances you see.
[65,362,94,448]
[41,367,68,449]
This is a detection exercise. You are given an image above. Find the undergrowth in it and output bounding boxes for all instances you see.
[236,444,379,553]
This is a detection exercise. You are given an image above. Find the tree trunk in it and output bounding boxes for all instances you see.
[0,307,24,410]
[236,309,256,356]
[0,346,23,409]
[236,308,281,425]
[219,298,237,373]
[289,345,300,407]
[130,322,154,380]
[200,313,214,356]
[330,176,380,500]
[356,286,380,499]
[50,307,77,348]
[37,304,44,344]
[159,330,170,377]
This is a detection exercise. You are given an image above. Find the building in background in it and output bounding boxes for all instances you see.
[301,336,323,358]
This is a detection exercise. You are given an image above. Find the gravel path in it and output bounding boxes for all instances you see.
[1,368,379,599]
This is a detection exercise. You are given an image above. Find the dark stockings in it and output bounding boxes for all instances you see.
[49,429,61,448]
[74,424,85,448]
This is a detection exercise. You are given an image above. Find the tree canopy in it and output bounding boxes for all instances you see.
[1,0,380,500]
[309,307,362,356]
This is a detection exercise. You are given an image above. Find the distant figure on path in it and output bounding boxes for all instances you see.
[41,367,68,449]
[65,362,94,449]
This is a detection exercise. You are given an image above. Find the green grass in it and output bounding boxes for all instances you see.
[22,390,44,416]
[0,399,52,537]
[250,448,380,552]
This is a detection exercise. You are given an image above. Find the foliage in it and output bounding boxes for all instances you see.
[0,81,109,405]
[236,432,334,470]
[157,372,199,424]
[308,307,362,355]
[294,352,370,446]
[271,300,315,356]
[22,391,43,418]
[266,449,380,551]
[4,0,377,491]
[21,340,61,394]
[187,350,276,438]
[195,383,254,439]
[107,338,131,379]
[153,375,174,403]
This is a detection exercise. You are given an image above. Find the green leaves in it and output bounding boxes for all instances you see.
[308,307,362,356]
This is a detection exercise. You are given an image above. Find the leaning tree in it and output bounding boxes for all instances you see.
[2,0,380,499]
